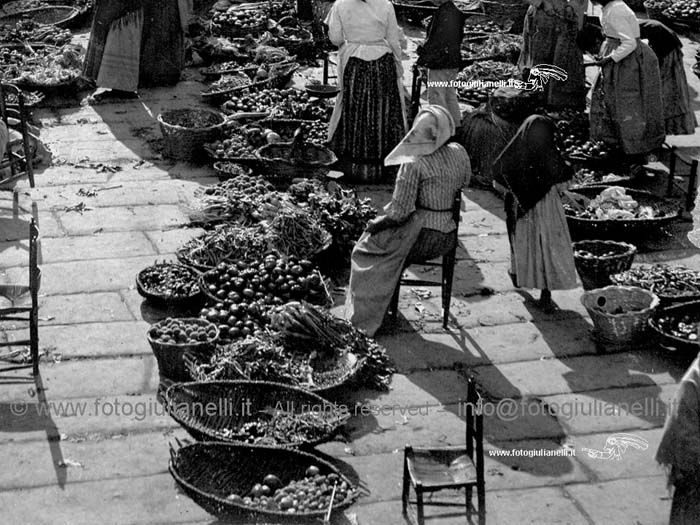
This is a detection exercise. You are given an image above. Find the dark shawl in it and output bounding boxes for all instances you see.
[493,115,573,226]
[639,19,682,63]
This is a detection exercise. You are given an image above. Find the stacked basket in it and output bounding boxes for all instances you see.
[573,240,637,291]
[158,108,228,162]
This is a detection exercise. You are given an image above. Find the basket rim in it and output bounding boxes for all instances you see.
[168,441,359,519]
[136,263,202,303]
[572,240,637,260]
[255,142,337,167]
[212,160,253,175]
[147,317,220,349]
[157,108,226,132]
[163,379,350,447]
[581,285,660,318]
[648,300,700,349]
[0,5,79,26]
[609,265,700,300]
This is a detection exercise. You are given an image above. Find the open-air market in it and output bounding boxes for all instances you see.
[1,0,700,523]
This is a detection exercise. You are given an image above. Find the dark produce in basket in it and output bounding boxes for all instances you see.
[226,468,352,512]
[163,109,222,128]
[206,132,258,159]
[149,318,218,345]
[563,139,612,160]
[222,88,331,121]
[198,254,329,343]
[138,263,200,301]
[298,120,328,145]
[217,410,342,446]
[571,168,632,187]
[223,87,289,114]
[664,0,700,21]
[271,301,395,391]
[212,7,266,32]
[213,161,251,179]
[201,73,251,95]
[654,313,700,342]
[611,265,700,299]
[0,19,71,45]
[461,33,521,62]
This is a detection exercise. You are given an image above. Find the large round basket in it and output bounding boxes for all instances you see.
[573,240,637,291]
[212,161,253,180]
[276,28,315,58]
[200,73,252,105]
[581,286,660,349]
[564,186,680,241]
[255,142,337,184]
[168,442,358,522]
[0,5,79,28]
[147,318,219,381]
[649,301,700,354]
[158,108,227,162]
[136,263,203,309]
[162,380,349,447]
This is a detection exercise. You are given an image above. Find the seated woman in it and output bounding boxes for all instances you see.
[346,105,471,337]
[493,114,578,311]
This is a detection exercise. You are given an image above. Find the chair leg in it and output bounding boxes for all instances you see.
[667,148,676,197]
[442,253,456,329]
[466,486,473,521]
[415,486,425,525]
[30,310,39,376]
[477,482,486,525]
[389,280,400,321]
[402,453,410,517]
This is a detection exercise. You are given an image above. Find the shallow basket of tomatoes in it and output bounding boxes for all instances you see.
[162,380,350,448]
[168,441,358,522]
[649,301,700,354]
[147,318,219,381]
[136,263,203,308]
[572,240,637,291]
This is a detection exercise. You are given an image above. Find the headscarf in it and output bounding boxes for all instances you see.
[489,87,536,124]
[493,114,572,220]
[657,357,700,487]
[384,105,455,166]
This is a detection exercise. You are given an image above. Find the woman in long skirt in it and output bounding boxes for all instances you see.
[518,0,588,110]
[639,19,697,135]
[657,356,700,524]
[493,114,578,310]
[325,0,407,183]
[83,0,187,101]
[589,0,665,157]
[347,105,471,336]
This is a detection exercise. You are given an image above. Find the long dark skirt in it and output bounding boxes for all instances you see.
[671,483,700,524]
[83,0,183,89]
[330,53,405,183]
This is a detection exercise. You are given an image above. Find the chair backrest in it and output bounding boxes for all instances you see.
[0,83,33,183]
[451,192,462,226]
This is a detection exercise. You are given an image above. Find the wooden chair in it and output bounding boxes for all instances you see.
[0,218,40,375]
[402,375,486,525]
[0,83,35,188]
[410,65,427,122]
[389,193,461,328]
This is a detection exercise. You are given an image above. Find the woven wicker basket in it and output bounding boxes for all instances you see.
[573,241,637,291]
[201,73,252,105]
[0,6,79,28]
[148,318,219,381]
[211,20,266,39]
[212,161,253,180]
[480,0,528,32]
[158,109,227,162]
[168,442,358,522]
[581,286,659,348]
[276,28,315,58]
[649,301,700,353]
[136,263,203,309]
[255,141,337,183]
[162,380,349,447]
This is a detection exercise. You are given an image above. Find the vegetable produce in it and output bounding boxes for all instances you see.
[574,249,621,259]
[271,301,395,391]
[206,133,257,159]
[0,20,72,45]
[266,201,332,259]
[225,469,351,513]
[461,33,521,62]
[664,0,700,20]
[163,110,222,129]
[198,254,329,342]
[212,7,266,32]
[654,313,700,342]
[564,139,612,159]
[222,87,331,120]
[563,186,665,220]
[464,20,511,33]
[458,60,519,82]
[611,265,700,298]
[177,224,271,271]
[299,120,328,145]
[149,318,218,345]
[213,161,250,179]
[571,168,630,187]
[138,263,200,299]
[201,73,250,95]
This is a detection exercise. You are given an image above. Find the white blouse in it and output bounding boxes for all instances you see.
[601,0,639,63]
[325,0,402,62]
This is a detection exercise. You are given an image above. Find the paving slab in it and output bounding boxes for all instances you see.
[57,205,189,236]
[3,255,171,296]
[474,352,679,399]
[6,321,151,359]
[565,476,670,525]
[0,356,159,402]
[144,228,205,255]
[456,232,510,263]
[542,383,681,436]
[0,393,179,444]
[0,474,211,525]
[36,293,134,326]
[0,211,64,240]
[49,138,158,164]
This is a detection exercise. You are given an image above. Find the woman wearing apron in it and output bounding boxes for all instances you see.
[589,0,665,158]
[346,105,471,336]
[325,0,407,183]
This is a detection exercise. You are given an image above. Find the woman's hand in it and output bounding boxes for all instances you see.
[366,216,399,234]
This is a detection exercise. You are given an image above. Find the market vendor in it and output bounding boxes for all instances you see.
[83,0,191,102]
[493,114,577,311]
[346,105,471,336]
[518,0,588,110]
[579,18,697,136]
[588,0,665,158]
[325,0,407,183]
[657,355,700,524]
[416,0,466,126]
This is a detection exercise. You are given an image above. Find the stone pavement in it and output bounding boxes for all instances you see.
[0,35,699,525]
